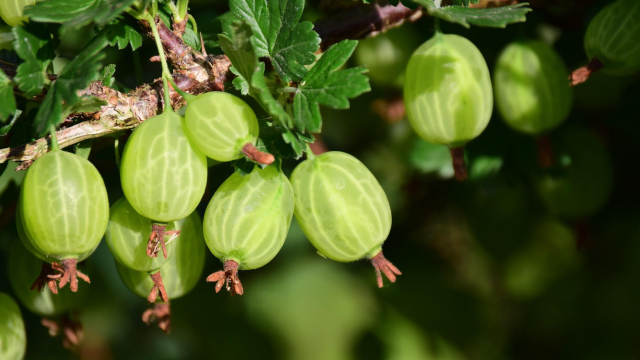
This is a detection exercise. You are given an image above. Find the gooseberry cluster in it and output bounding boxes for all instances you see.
[9,81,400,334]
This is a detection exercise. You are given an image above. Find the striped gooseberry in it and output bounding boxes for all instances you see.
[105,197,180,302]
[570,0,640,85]
[0,0,36,27]
[8,240,85,348]
[115,211,205,332]
[494,40,573,136]
[120,110,207,257]
[404,32,493,180]
[290,151,401,287]
[18,140,109,292]
[534,126,613,219]
[203,164,294,295]
[183,92,273,163]
[0,293,26,360]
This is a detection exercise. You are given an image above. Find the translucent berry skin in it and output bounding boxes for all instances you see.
[184,92,259,162]
[534,126,613,219]
[584,0,640,76]
[404,33,493,148]
[0,292,26,360]
[494,40,573,135]
[116,211,205,300]
[7,240,83,317]
[203,165,294,270]
[19,150,109,262]
[0,0,36,27]
[120,111,207,223]
[290,151,392,262]
[105,198,177,272]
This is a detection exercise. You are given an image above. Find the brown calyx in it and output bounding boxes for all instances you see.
[450,147,468,181]
[206,260,244,296]
[41,314,84,349]
[147,271,170,303]
[31,262,60,294]
[147,223,181,258]
[142,302,171,334]
[48,259,89,292]
[569,58,604,87]
[242,143,275,165]
[370,252,402,288]
[536,134,554,169]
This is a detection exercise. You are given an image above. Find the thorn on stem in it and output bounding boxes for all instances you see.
[450,147,468,181]
[370,252,401,288]
[242,143,275,165]
[569,58,603,86]
[206,260,244,296]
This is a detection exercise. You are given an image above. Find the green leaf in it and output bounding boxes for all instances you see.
[99,64,116,87]
[74,139,93,159]
[229,0,320,82]
[293,40,370,133]
[33,32,108,136]
[25,0,138,31]
[106,17,143,51]
[451,0,480,6]
[12,25,58,99]
[217,21,258,95]
[0,69,16,122]
[409,139,454,179]
[233,157,256,176]
[24,0,137,31]
[414,0,531,28]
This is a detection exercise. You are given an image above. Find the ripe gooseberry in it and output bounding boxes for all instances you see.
[172,86,274,165]
[290,151,401,287]
[570,0,640,85]
[0,0,36,27]
[534,126,613,219]
[18,137,109,292]
[120,110,207,257]
[0,292,26,360]
[105,198,180,303]
[494,40,573,136]
[8,240,85,348]
[203,164,294,295]
[115,211,205,332]
[404,32,493,180]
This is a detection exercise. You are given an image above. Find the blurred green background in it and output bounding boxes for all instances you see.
[2,0,640,359]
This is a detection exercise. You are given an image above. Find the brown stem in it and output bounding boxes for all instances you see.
[569,57,604,86]
[147,271,169,303]
[314,2,423,51]
[450,147,468,181]
[206,260,244,296]
[370,251,402,288]
[0,3,422,167]
[48,259,90,292]
[242,143,275,165]
[31,262,60,294]
[536,134,553,169]
[142,302,171,333]
[372,97,406,123]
